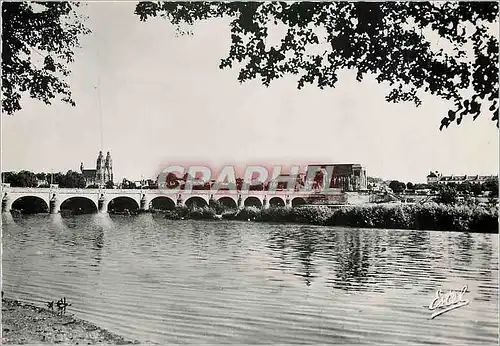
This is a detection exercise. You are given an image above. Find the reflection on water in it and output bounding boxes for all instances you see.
[2,213,498,345]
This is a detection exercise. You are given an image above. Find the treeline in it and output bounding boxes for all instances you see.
[2,170,87,188]
[163,203,499,233]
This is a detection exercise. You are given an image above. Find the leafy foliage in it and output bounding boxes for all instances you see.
[2,1,90,115]
[215,203,498,232]
[135,1,499,129]
[121,178,137,189]
[2,169,86,188]
[389,180,406,193]
[57,170,86,188]
[2,170,38,187]
[436,185,459,204]
[482,179,499,197]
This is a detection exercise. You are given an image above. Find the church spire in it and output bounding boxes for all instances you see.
[105,151,112,168]
[97,151,103,169]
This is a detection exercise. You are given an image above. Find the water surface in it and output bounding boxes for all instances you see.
[2,213,498,344]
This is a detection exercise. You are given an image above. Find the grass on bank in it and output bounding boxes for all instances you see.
[161,202,498,233]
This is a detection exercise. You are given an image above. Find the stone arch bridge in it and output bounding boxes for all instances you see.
[1,187,314,213]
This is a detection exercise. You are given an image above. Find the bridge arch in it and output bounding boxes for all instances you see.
[216,196,238,210]
[292,197,307,207]
[107,196,140,213]
[244,196,262,209]
[60,197,98,214]
[11,196,49,214]
[185,196,208,209]
[269,196,285,208]
[150,196,176,210]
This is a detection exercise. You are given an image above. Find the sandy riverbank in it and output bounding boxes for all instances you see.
[1,297,140,344]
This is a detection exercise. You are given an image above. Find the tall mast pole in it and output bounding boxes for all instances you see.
[97,45,103,152]
[96,34,104,190]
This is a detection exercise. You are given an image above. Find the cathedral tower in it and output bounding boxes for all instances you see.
[96,151,104,185]
[105,151,113,184]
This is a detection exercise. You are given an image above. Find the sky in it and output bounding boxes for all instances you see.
[2,2,499,184]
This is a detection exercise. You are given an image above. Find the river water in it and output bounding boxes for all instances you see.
[2,213,498,344]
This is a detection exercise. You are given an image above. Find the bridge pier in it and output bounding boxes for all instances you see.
[237,194,243,210]
[98,193,107,213]
[176,194,184,207]
[140,193,150,212]
[262,195,269,209]
[49,194,61,214]
[2,192,9,212]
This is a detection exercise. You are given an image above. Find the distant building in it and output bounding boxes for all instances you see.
[80,151,114,187]
[426,171,441,184]
[427,171,497,185]
[304,164,367,192]
[36,177,49,187]
[268,172,306,190]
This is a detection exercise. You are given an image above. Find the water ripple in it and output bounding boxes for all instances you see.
[2,214,498,344]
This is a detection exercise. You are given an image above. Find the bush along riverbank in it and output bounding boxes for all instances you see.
[163,203,498,233]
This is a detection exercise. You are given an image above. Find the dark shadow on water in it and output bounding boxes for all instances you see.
[267,227,376,289]
[266,226,320,287]
[405,230,430,260]
[475,234,497,302]
[454,232,474,265]
[330,229,370,291]
[337,231,369,289]
[291,227,320,287]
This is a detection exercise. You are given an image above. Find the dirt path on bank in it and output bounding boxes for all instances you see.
[1,298,140,344]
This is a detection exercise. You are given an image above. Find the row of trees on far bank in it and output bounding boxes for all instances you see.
[388,179,498,198]
[1,171,157,189]
[2,170,88,188]
[2,170,85,188]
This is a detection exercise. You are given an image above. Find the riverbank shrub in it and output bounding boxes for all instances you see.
[163,206,219,220]
[188,206,217,220]
[222,206,261,221]
[288,205,334,225]
[325,203,498,232]
[224,203,498,233]
[161,202,498,233]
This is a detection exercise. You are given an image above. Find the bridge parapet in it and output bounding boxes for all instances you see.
[55,188,101,194]
[3,187,52,194]
[2,186,340,197]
